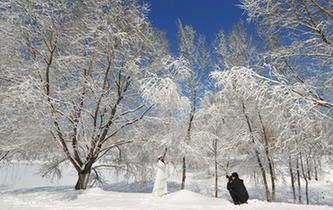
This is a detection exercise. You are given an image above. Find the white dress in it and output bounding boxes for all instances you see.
[152,160,167,196]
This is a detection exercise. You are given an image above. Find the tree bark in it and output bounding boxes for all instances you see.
[75,162,93,190]
[241,101,270,201]
[181,156,186,190]
[258,112,276,201]
[306,157,311,180]
[75,171,91,190]
[255,150,271,202]
[296,158,302,204]
[213,138,218,198]
[314,159,318,181]
[269,160,276,201]
[0,151,9,162]
[181,86,197,190]
[289,154,296,203]
[300,153,309,205]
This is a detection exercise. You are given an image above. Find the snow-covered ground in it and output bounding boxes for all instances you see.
[1,188,332,210]
[0,162,333,210]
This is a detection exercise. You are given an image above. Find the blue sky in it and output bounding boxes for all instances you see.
[140,0,248,52]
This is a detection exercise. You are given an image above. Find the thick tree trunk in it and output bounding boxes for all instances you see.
[296,158,302,204]
[181,156,186,190]
[75,171,91,190]
[300,153,309,205]
[289,155,296,203]
[75,162,93,190]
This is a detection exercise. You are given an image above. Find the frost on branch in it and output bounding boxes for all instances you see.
[140,75,190,113]
[211,66,332,117]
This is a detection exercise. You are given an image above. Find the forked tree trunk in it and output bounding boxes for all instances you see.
[181,156,186,190]
[296,158,302,203]
[75,162,93,190]
[289,154,296,203]
[300,153,309,205]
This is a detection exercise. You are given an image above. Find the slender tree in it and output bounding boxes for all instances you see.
[177,21,211,189]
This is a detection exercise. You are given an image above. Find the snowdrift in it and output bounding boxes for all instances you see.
[1,188,332,210]
[1,163,332,209]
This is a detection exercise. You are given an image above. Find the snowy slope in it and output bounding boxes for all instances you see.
[1,162,333,210]
[0,188,333,210]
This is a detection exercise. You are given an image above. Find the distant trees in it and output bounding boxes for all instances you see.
[197,1,333,202]
[237,1,333,202]
[210,66,331,202]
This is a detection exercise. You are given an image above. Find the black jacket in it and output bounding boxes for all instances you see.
[227,178,249,203]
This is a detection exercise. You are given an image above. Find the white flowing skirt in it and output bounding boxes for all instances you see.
[152,161,167,196]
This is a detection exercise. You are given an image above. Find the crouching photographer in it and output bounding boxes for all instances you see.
[226,172,249,205]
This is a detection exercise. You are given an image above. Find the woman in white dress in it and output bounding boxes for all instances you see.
[152,148,168,196]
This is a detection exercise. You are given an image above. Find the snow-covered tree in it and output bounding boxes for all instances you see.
[0,13,53,164]
[1,0,183,189]
[215,21,259,71]
[177,20,211,189]
[192,93,235,198]
[240,0,333,111]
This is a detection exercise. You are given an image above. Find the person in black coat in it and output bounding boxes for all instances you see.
[227,172,249,205]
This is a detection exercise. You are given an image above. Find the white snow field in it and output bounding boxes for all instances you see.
[0,163,333,210]
[1,188,333,210]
